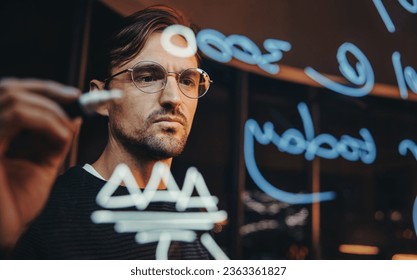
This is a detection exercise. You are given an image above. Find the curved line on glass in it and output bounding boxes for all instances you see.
[244,119,336,204]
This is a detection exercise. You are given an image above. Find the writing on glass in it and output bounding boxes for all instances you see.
[161,23,417,100]
[161,25,291,75]
[160,13,417,233]
[91,162,228,260]
[372,0,417,33]
[305,43,417,100]
[196,29,292,75]
[399,139,417,235]
[305,43,375,98]
[244,102,377,204]
[414,197,417,235]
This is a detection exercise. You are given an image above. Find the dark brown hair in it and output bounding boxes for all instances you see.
[107,5,199,74]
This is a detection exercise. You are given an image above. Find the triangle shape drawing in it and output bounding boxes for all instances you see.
[96,162,189,209]
[175,166,219,212]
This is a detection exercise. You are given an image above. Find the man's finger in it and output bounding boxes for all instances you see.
[0,99,75,159]
[0,78,81,104]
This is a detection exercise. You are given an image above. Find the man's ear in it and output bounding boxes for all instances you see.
[90,79,104,91]
[89,79,109,117]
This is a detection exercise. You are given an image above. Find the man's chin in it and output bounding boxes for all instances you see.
[146,146,184,160]
[113,125,188,160]
[144,135,187,159]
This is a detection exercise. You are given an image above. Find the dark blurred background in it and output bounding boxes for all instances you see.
[1,0,417,260]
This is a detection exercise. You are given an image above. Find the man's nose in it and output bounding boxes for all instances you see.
[159,75,182,108]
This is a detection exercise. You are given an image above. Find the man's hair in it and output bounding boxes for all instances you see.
[107,5,199,74]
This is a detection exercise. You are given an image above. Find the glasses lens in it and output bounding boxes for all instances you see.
[130,62,211,98]
[131,62,165,93]
[179,68,211,98]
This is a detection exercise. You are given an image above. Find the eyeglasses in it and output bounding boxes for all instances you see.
[104,61,213,99]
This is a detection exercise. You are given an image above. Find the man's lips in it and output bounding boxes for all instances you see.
[153,116,186,126]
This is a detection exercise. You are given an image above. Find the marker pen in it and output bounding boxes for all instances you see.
[63,89,123,118]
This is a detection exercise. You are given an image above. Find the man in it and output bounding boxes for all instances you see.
[3,5,214,259]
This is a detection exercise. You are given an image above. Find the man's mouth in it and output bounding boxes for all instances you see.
[153,116,186,126]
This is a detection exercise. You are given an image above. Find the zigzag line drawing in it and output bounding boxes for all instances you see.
[90,162,229,260]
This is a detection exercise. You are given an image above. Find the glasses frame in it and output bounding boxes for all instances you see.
[103,61,213,99]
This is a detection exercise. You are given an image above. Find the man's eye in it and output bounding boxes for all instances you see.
[135,74,156,83]
[180,78,196,87]
[142,75,155,82]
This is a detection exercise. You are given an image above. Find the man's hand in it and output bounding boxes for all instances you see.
[0,78,81,250]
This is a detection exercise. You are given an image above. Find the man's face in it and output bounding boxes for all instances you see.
[106,32,199,160]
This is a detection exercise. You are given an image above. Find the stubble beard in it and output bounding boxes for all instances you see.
[110,115,189,161]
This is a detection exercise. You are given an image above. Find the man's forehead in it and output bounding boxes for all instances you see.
[130,35,198,68]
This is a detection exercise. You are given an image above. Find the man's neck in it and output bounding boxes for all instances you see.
[91,141,172,189]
